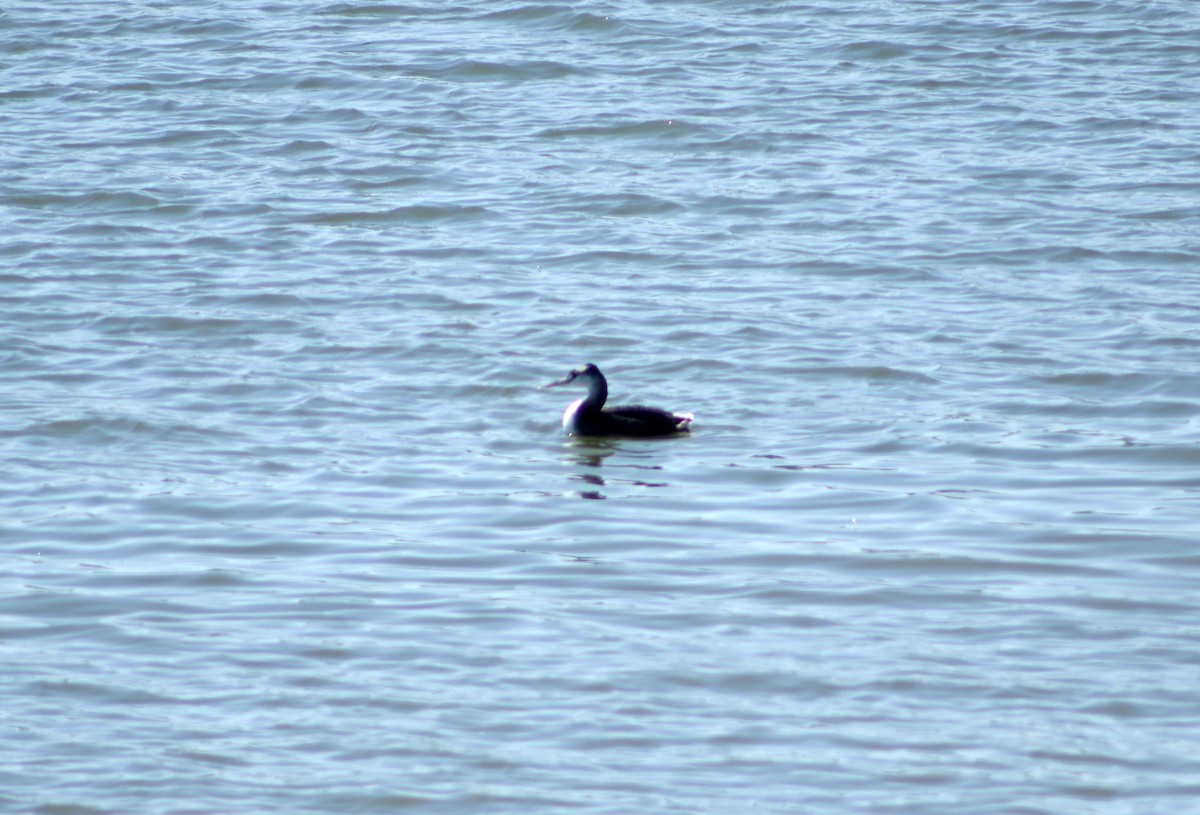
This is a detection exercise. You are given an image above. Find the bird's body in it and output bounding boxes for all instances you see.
[542,363,693,438]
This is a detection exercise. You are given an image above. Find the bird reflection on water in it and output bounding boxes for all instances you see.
[558,438,675,500]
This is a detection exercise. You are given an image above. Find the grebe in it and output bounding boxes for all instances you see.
[541,363,693,437]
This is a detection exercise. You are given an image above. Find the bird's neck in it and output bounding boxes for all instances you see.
[584,378,608,410]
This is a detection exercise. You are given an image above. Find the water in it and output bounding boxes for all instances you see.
[3,2,1200,813]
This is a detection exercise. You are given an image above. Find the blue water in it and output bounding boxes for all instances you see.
[3,2,1200,813]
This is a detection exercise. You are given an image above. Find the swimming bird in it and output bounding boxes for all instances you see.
[541,363,693,437]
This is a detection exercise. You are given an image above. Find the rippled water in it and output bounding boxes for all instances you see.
[3,2,1200,813]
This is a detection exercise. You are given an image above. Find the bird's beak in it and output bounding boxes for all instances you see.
[539,375,572,391]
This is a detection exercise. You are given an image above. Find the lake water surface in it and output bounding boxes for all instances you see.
[3,2,1200,813]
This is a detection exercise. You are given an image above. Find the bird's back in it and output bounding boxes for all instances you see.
[598,404,692,436]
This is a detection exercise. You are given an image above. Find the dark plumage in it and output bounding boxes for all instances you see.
[541,363,693,437]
